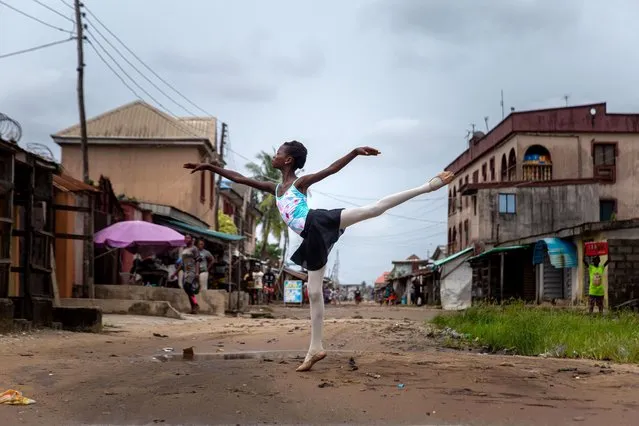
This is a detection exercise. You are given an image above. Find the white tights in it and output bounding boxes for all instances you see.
[303,176,444,361]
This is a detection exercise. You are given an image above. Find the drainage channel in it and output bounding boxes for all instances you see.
[152,349,361,363]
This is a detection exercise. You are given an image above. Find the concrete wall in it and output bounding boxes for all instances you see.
[94,285,227,316]
[476,184,599,243]
[606,239,639,308]
[61,144,216,227]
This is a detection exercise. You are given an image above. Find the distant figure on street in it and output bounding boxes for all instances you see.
[172,234,200,314]
[196,239,213,290]
[584,255,609,314]
[263,267,276,304]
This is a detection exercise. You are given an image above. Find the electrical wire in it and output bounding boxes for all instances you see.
[0,0,74,34]
[29,0,74,23]
[0,36,74,59]
[57,0,73,10]
[83,4,214,117]
[85,17,199,116]
[85,31,180,119]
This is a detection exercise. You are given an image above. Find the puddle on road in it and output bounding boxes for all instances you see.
[151,349,360,363]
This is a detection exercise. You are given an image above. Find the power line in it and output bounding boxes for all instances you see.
[85,17,198,116]
[58,0,73,10]
[86,38,142,100]
[83,4,213,117]
[85,31,179,118]
[29,0,74,23]
[0,37,74,59]
[0,0,74,34]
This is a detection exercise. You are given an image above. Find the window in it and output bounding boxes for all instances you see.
[599,199,616,221]
[473,195,477,216]
[593,143,617,182]
[482,163,487,182]
[500,154,508,181]
[452,187,457,213]
[200,172,206,204]
[464,176,469,207]
[498,193,516,214]
[489,157,495,181]
[448,189,455,216]
[472,170,479,183]
[464,220,469,246]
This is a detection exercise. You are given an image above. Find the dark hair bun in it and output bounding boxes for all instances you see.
[283,140,308,170]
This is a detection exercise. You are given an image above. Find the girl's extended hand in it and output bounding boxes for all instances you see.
[354,146,380,156]
[183,163,209,173]
[438,170,455,184]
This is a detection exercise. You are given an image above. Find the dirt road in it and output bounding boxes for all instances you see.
[1,304,638,425]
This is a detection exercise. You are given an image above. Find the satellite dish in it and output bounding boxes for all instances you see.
[590,108,597,116]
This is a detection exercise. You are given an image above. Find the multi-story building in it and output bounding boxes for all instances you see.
[445,102,639,254]
[52,100,219,227]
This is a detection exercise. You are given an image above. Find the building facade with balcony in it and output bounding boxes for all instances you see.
[446,102,639,254]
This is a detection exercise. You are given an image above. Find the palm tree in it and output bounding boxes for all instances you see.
[245,150,285,259]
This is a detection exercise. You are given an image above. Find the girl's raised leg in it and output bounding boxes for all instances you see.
[296,265,328,372]
[339,172,452,229]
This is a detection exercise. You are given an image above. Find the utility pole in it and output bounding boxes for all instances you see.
[500,90,505,119]
[75,0,93,298]
[563,94,570,107]
[214,122,227,231]
[75,0,89,183]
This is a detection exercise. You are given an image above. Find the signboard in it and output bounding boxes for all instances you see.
[585,241,608,257]
[283,280,303,304]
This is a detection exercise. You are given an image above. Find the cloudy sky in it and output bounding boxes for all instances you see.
[1,0,637,284]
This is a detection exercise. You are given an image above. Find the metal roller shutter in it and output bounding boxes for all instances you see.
[543,254,564,300]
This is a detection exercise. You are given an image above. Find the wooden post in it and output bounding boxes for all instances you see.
[500,252,505,303]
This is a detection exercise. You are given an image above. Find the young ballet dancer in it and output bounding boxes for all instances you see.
[184,141,454,372]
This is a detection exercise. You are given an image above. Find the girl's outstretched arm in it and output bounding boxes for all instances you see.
[184,162,276,195]
[297,146,379,191]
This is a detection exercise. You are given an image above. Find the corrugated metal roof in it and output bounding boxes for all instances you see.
[434,247,473,267]
[53,173,99,193]
[52,101,216,141]
[533,238,577,268]
[178,117,216,142]
[467,245,528,262]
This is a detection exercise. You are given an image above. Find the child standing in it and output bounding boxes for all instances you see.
[583,255,609,314]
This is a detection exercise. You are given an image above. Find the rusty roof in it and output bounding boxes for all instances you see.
[52,100,216,143]
[53,173,99,193]
[446,103,639,175]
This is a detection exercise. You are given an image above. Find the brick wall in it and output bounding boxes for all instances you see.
[607,239,639,307]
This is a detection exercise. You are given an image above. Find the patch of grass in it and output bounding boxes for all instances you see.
[431,302,639,363]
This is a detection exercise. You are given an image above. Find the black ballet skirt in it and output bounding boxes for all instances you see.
[290,208,344,271]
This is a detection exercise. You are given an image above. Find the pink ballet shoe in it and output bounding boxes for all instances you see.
[295,351,327,372]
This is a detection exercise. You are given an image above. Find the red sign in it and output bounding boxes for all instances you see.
[585,241,608,257]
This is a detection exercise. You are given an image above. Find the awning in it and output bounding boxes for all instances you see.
[532,238,577,268]
[434,247,473,267]
[155,217,244,243]
[467,245,528,262]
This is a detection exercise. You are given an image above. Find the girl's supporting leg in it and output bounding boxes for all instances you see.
[340,175,445,229]
[296,265,328,372]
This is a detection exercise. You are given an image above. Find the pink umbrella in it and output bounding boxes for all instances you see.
[94,220,186,253]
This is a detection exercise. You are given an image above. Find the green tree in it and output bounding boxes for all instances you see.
[245,150,286,259]
[217,211,238,234]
